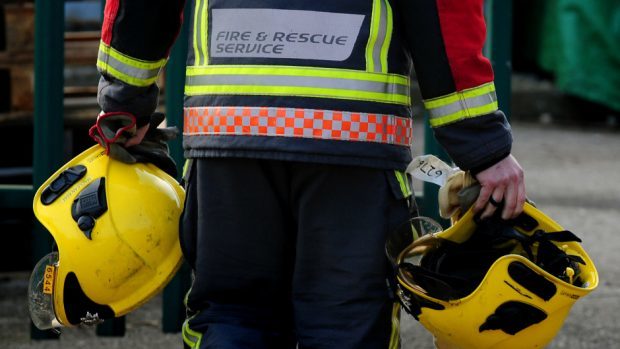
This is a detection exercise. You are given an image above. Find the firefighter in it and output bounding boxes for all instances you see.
[93,0,525,348]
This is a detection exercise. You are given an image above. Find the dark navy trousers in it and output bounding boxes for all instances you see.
[180,158,413,349]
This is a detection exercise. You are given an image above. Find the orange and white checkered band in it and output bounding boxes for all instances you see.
[184,106,413,147]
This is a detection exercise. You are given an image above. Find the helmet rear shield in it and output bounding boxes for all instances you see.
[28,252,61,330]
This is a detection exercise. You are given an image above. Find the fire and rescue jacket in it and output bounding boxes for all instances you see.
[97,0,512,172]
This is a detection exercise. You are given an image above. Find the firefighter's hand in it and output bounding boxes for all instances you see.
[89,112,179,177]
[124,123,150,147]
[473,154,525,220]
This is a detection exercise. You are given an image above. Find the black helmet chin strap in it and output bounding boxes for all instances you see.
[399,262,472,301]
[474,213,587,286]
[396,212,587,306]
[529,230,586,285]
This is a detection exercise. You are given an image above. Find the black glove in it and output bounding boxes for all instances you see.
[89,111,179,178]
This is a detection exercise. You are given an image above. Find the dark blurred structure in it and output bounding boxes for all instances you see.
[513,0,620,124]
[0,0,101,177]
[65,0,101,31]
[0,0,101,272]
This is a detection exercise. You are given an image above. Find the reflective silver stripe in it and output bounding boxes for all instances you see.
[424,83,499,127]
[184,65,411,105]
[183,106,413,147]
[97,49,162,82]
[428,92,497,120]
[372,0,389,73]
[367,0,392,73]
[193,0,209,66]
[389,303,401,349]
[185,74,410,97]
[182,319,201,348]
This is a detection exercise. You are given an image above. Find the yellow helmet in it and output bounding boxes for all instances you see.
[387,203,598,349]
[28,145,185,329]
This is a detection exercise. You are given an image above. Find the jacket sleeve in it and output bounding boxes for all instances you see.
[394,0,512,173]
[97,0,185,125]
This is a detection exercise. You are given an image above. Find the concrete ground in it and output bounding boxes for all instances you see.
[1,120,619,348]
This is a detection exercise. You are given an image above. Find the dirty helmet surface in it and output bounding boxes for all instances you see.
[386,202,598,349]
[29,145,185,329]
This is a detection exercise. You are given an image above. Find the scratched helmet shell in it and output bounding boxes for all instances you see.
[28,145,184,329]
[386,203,598,349]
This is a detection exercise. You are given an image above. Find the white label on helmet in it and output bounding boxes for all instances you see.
[210,9,364,61]
[406,155,459,187]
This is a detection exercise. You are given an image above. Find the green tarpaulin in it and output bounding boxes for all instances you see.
[537,0,620,112]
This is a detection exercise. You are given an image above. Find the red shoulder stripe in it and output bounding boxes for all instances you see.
[101,0,120,45]
[436,0,494,90]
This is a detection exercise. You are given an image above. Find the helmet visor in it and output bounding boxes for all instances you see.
[28,252,63,330]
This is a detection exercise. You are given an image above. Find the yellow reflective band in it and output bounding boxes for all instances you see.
[424,82,499,127]
[97,42,166,87]
[389,303,401,349]
[429,102,499,127]
[96,61,160,87]
[182,331,195,348]
[366,0,381,72]
[410,220,420,240]
[186,85,410,105]
[187,65,409,85]
[425,82,496,109]
[98,42,167,70]
[193,0,202,65]
[185,65,411,105]
[182,160,192,180]
[381,0,393,74]
[395,171,412,198]
[192,0,210,66]
[182,319,202,348]
[201,0,209,65]
[367,0,393,73]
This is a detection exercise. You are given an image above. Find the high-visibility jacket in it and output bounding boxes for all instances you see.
[97,0,512,172]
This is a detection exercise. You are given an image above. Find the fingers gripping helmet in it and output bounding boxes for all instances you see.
[387,203,598,349]
[29,145,185,329]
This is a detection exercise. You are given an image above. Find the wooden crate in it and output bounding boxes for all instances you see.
[0,31,101,112]
[0,2,34,113]
[65,31,100,65]
[0,2,166,117]
[2,3,35,54]
[0,63,33,112]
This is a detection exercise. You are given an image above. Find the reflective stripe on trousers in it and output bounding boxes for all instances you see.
[183,317,203,348]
